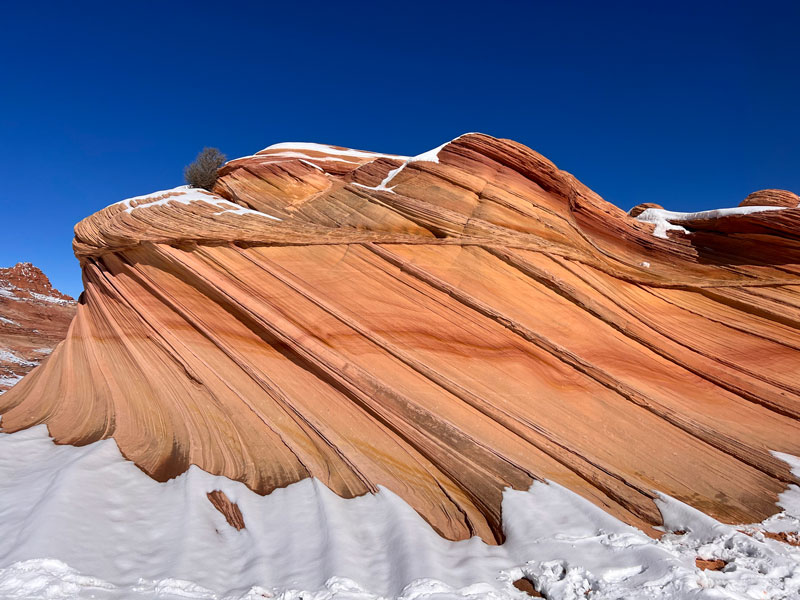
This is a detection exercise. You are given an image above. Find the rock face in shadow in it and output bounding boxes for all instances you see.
[0,263,76,394]
[1,135,799,544]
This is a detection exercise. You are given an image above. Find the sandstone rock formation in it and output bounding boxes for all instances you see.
[1,135,799,544]
[0,263,76,394]
[627,202,663,217]
[740,189,799,208]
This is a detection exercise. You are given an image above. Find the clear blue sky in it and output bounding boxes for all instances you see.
[1,0,797,297]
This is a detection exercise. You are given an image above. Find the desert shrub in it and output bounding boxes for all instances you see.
[184,147,226,190]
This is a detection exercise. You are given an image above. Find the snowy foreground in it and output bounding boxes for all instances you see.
[0,427,798,600]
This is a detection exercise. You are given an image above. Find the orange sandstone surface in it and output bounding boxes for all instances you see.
[1,134,799,544]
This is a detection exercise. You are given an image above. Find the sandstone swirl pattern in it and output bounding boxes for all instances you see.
[2,134,799,544]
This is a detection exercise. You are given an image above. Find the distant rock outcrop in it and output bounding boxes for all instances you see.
[1,134,799,544]
[0,263,76,394]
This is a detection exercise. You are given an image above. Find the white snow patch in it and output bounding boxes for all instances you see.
[0,374,23,390]
[763,452,800,533]
[773,451,800,478]
[255,151,361,164]
[0,287,73,306]
[299,159,325,172]
[32,348,52,355]
[28,292,74,306]
[410,141,449,165]
[352,163,406,194]
[108,186,282,222]
[653,492,800,599]
[635,210,690,239]
[640,261,651,268]
[0,425,798,599]
[259,142,408,161]
[358,133,479,192]
[213,205,281,221]
[411,132,479,164]
[0,349,37,367]
[230,133,484,187]
[0,559,115,599]
[636,205,787,239]
[0,317,19,326]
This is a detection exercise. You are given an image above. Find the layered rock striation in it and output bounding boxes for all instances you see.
[0,263,76,393]
[2,135,799,544]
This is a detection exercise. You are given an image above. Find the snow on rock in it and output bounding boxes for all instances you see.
[357,135,470,193]
[222,142,410,173]
[654,489,800,599]
[0,375,22,393]
[755,453,800,539]
[635,205,787,239]
[299,159,325,172]
[110,186,282,221]
[28,292,75,306]
[352,163,406,193]
[0,263,74,305]
[0,349,37,368]
[259,142,408,161]
[635,210,690,239]
[409,141,450,165]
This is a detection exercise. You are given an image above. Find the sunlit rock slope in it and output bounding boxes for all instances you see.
[2,134,799,544]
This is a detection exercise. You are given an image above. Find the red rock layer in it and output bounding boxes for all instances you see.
[0,263,76,394]
[1,135,799,544]
[739,189,799,208]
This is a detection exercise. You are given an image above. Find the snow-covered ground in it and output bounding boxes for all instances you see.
[0,425,797,600]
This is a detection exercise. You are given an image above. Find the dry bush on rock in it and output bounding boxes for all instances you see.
[184,147,226,190]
